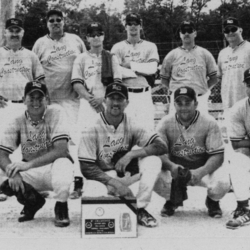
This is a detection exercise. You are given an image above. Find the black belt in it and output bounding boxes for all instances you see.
[128,87,149,93]
[11,100,23,103]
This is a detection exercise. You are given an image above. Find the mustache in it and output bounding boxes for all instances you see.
[11,36,19,39]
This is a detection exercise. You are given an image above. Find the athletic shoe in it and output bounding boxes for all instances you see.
[18,196,46,222]
[205,196,222,218]
[226,207,250,229]
[137,208,157,227]
[54,201,70,227]
[161,200,177,217]
[69,188,82,199]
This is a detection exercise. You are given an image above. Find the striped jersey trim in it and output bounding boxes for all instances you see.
[0,145,14,154]
[79,158,96,163]
[230,137,245,141]
[148,58,159,63]
[35,75,45,80]
[52,134,69,143]
[126,39,143,45]
[114,78,122,84]
[176,111,200,128]
[145,134,159,147]
[160,74,170,80]
[4,46,24,51]
[100,112,124,126]
[207,148,224,155]
[207,71,217,77]
[179,45,197,51]
[71,78,85,86]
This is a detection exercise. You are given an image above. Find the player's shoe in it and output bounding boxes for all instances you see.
[226,207,250,229]
[70,177,83,199]
[205,196,222,218]
[137,208,157,227]
[18,195,46,222]
[69,188,82,199]
[161,200,177,217]
[54,201,70,227]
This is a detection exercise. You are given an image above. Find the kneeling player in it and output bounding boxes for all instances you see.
[0,81,74,227]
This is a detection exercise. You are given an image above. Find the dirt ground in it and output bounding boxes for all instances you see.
[1,185,250,250]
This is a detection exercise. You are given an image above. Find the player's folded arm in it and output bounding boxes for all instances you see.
[144,136,168,156]
[0,148,12,172]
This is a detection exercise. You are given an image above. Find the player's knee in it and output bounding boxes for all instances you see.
[140,156,161,174]
[207,179,230,200]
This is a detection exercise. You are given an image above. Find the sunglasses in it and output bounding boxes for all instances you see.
[48,18,62,23]
[224,26,238,34]
[88,32,104,38]
[127,21,140,26]
[180,28,194,34]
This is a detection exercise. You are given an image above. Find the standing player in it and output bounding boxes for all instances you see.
[0,81,74,227]
[78,83,167,227]
[71,22,121,130]
[218,17,250,109]
[111,13,159,129]
[32,9,86,198]
[160,21,217,113]
[0,18,45,201]
[156,86,230,218]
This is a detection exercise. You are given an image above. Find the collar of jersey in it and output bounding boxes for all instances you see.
[175,110,200,129]
[179,45,197,51]
[100,111,125,127]
[126,39,143,45]
[229,40,245,49]
[25,110,46,127]
[87,50,102,58]
[4,46,24,51]
[47,33,65,40]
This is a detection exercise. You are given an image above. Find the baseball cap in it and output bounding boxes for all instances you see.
[24,81,48,97]
[223,17,240,28]
[46,9,63,19]
[105,83,128,99]
[180,21,195,30]
[243,68,250,82]
[5,18,23,29]
[125,13,141,25]
[174,86,197,102]
[87,23,104,35]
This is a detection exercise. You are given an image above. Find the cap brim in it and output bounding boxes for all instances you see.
[26,89,46,96]
[106,91,127,99]
[7,25,23,29]
[174,95,194,102]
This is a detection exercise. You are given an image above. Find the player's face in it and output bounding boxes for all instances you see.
[180,28,196,44]
[47,14,64,35]
[224,26,242,43]
[174,96,198,123]
[244,80,250,98]
[24,91,47,118]
[125,22,141,38]
[87,32,104,48]
[4,27,24,47]
[105,94,128,117]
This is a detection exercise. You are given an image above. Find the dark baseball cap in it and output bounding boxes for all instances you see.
[5,18,23,29]
[105,83,128,99]
[223,17,240,28]
[174,86,197,102]
[125,13,141,25]
[243,68,250,82]
[24,81,48,97]
[180,21,195,30]
[46,9,63,19]
[87,23,104,35]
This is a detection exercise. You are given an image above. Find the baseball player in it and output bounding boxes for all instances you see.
[32,9,86,199]
[0,18,45,201]
[71,22,121,130]
[160,21,217,114]
[156,86,231,218]
[78,83,168,227]
[111,13,159,130]
[218,17,250,109]
[0,81,74,227]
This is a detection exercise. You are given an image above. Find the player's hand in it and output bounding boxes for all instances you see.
[121,58,131,69]
[189,168,204,186]
[115,152,133,175]
[8,172,25,193]
[116,172,141,186]
[0,97,8,108]
[6,162,32,178]
[170,163,184,179]
[115,183,134,198]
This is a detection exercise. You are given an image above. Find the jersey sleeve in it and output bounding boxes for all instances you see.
[0,118,20,154]
[31,52,45,81]
[205,50,217,78]
[48,106,70,143]
[111,54,122,84]
[217,51,223,81]
[146,42,159,63]
[155,117,170,146]
[71,55,86,87]
[32,38,42,60]
[111,43,123,64]
[160,51,174,81]
[205,119,224,155]
[229,102,247,141]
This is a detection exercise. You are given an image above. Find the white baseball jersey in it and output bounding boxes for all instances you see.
[71,51,121,99]
[111,39,159,87]
[0,104,70,162]
[160,46,217,95]
[32,33,86,102]
[156,111,224,169]
[0,46,45,101]
[78,112,158,182]
[218,41,250,109]
[229,97,250,142]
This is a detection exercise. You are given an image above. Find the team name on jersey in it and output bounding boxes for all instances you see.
[84,61,101,80]
[5,57,23,66]
[182,57,196,65]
